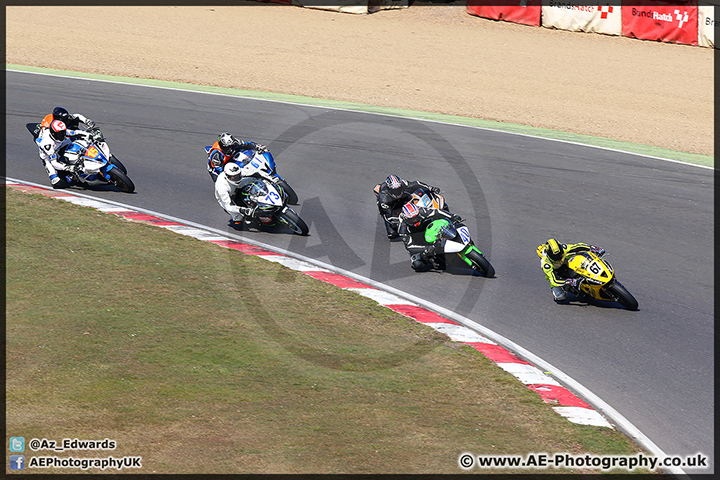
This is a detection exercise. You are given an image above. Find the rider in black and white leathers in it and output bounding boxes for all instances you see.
[373,174,444,239]
[398,202,463,272]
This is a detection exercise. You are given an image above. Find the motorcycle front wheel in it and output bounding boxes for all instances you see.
[107,168,135,193]
[278,209,309,236]
[277,179,299,205]
[110,154,128,174]
[465,249,495,278]
[605,282,638,311]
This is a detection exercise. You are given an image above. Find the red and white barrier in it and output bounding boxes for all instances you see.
[698,2,716,47]
[541,1,622,35]
[467,0,542,27]
[468,0,716,48]
[622,1,698,46]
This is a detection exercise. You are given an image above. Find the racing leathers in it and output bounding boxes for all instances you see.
[35,126,90,187]
[398,206,463,271]
[374,179,444,239]
[536,241,606,301]
[207,139,268,182]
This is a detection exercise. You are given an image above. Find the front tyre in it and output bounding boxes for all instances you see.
[278,208,309,236]
[465,249,495,278]
[605,282,638,311]
[107,168,135,193]
[109,154,128,174]
[278,179,299,205]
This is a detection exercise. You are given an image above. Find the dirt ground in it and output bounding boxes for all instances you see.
[5,3,713,156]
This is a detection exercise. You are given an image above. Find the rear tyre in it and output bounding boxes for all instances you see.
[107,168,135,193]
[278,179,299,205]
[465,249,495,278]
[52,177,70,189]
[278,209,309,236]
[606,282,638,311]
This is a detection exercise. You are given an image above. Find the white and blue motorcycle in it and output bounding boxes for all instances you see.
[205,146,299,205]
[230,156,309,236]
[26,122,134,193]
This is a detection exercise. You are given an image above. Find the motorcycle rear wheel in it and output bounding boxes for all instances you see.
[278,209,309,236]
[107,168,135,193]
[605,282,638,311]
[465,249,495,278]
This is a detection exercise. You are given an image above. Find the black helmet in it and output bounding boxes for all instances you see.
[52,107,70,123]
[385,174,404,198]
[49,119,67,142]
[546,238,564,262]
[218,133,237,156]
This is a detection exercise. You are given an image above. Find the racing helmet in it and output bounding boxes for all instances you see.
[401,202,422,227]
[385,174,404,198]
[49,119,67,141]
[224,162,243,185]
[546,238,564,262]
[52,107,70,123]
[218,133,237,156]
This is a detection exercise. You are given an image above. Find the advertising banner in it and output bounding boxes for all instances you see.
[698,3,716,47]
[622,1,699,46]
[541,1,622,35]
[467,0,543,27]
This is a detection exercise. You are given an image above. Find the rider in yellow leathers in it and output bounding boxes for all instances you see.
[537,238,605,302]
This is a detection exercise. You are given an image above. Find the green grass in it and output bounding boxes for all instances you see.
[6,187,648,474]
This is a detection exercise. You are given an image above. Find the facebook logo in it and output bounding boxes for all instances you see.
[9,436,25,452]
[10,455,25,470]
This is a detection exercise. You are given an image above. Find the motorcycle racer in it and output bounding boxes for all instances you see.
[373,174,445,239]
[35,119,91,188]
[398,201,463,272]
[40,106,95,132]
[214,160,276,226]
[207,132,269,181]
[537,238,606,302]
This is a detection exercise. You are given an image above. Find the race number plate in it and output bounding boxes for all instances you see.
[458,226,471,244]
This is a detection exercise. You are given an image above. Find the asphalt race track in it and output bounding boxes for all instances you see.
[5,71,713,473]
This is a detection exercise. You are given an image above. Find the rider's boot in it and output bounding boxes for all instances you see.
[551,286,567,302]
[42,159,64,188]
[410,253,430,272]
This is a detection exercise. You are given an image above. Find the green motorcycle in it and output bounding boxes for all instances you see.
[424,218,494,277]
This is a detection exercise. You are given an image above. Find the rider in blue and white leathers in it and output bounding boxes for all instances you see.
[35,119,90,188]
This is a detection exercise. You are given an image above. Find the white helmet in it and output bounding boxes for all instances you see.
[224,162,243,184]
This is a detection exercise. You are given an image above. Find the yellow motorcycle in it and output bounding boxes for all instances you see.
[563,251,638,310]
